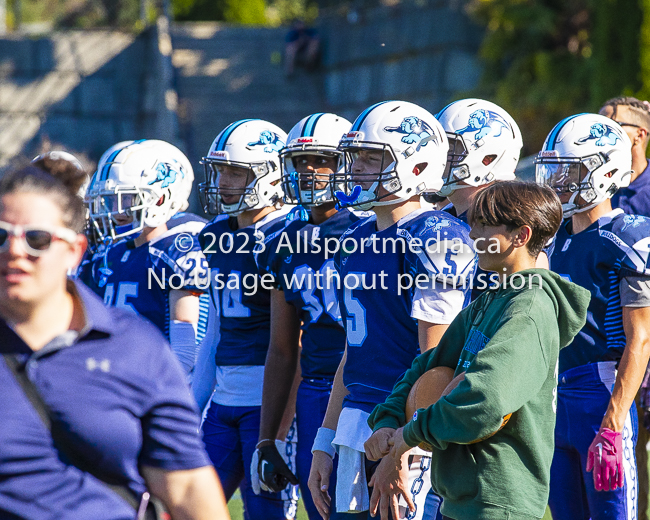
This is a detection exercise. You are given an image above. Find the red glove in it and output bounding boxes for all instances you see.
[586,428,624,491]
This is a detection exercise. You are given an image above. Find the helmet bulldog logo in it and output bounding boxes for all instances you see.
[456,109,510,141]
[247,130,285,153]
[148,162,183,189]
[575,123,621,147]
[384,116,437,146]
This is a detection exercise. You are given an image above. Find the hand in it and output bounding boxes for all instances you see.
[308,450,334,520]
[364,428,395,461]
[586,428,624,491]
[388,427,411,462]
[368,454,415,520]
[256,442,299,493]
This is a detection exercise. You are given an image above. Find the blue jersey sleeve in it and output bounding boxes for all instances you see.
[612,214,650,277]
[409,213,477,288]
[150,225,210,293]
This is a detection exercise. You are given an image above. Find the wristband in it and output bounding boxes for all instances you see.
[256,439,275,449]
[311,427,336,458]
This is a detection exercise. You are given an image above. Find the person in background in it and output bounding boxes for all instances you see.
[600,95,650,520]
[196,119,299,520]
[309,100,476,520]
[366,181,589,520]
[600,97,650,217]
[536,113,650,520]
[80,140,209,379]
[284,19,320,77]
[0,160,229,519]
[254,112,365,519]
[434,99,549,303]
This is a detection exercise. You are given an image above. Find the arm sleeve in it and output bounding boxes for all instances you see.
[190,304,219,414]
[367,310,470,432]
[620,275,650,308]
[403,313,551,450]
[411,284,467,324]
[139,343,211,470]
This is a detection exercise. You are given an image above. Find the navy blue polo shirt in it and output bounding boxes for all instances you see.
[612,160,650,217]
[0,281,210,520]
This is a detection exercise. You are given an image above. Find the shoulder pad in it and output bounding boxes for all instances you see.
[608,214,650,275]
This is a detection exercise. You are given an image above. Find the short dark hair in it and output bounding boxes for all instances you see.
[601,96,650,131]
[468,180,563,258]
[0,158,87,232]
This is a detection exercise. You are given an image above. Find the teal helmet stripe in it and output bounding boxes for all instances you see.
[352,101,392,132]
[302,113,325,138]
[101,139,146,181]
[215,119,257,151]
[545,113,588,151]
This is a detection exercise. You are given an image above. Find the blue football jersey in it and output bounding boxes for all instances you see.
[551,209,650,374]
[200,207,291,367]
[335,209,477,413]
[80,219,209,339]
[256,209,369,380]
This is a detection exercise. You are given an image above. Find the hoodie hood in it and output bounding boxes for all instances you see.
[503,268,590,348]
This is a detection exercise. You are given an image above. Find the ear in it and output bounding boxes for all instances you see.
[68,234,88,271]
[512,225,532,249]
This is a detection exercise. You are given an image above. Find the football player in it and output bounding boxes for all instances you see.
[308,100,477,520]
[195,119,298,520]
[536,113,650,520]
[80,139,209,377]
[435,99,549,300]
[253,113,370,519]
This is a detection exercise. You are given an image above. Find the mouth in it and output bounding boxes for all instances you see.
[1,266,31,283]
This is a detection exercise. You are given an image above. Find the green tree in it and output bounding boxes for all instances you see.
[468,0,643,154]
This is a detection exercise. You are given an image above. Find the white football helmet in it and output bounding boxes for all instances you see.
[535,113,633,217]
[86,139,194,241]
[280,113,351,206]
[199,119,287,215]
[334,100,448,210]
[435,98,523,197]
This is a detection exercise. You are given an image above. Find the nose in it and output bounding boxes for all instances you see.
[6,234,28,258]
[468,228,478,241]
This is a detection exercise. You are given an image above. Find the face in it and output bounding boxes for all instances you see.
[349,149,394,188]
[216,164,253,205]
[292,153,338,191]
[98,193,138,226]
[0,192,84,308]
[469,219,515,272]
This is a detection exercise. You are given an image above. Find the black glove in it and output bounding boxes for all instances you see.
[257,443,299,493]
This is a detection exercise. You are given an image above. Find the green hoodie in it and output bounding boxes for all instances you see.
[368,269,590,520]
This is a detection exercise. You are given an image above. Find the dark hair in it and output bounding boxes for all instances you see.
[601,96,650,130]
[0,158,87,232]
[468,180,563,258]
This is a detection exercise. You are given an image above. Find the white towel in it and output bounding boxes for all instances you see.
[336,445,370,512]
[332,408,373,512]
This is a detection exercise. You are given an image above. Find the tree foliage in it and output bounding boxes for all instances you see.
[468,0,644,154]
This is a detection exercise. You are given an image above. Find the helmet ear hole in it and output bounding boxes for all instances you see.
[156,195,165,207]
[482,154,497,166]
[413,162,428,176]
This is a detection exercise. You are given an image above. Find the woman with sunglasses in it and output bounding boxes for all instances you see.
[0,162,229,519]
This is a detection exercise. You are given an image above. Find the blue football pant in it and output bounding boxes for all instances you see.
[296,379,349,520]
[202,403,298,520]
[549,362,638,520]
